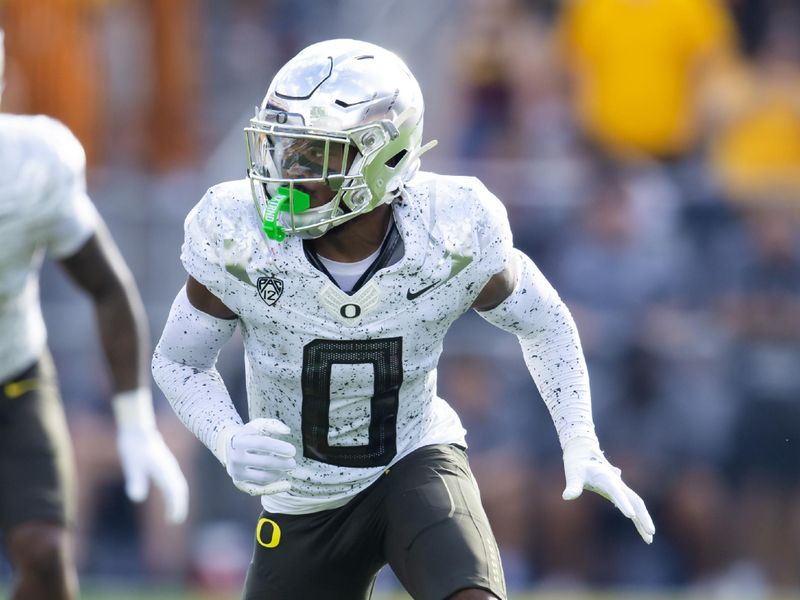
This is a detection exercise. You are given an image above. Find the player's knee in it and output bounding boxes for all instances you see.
[8,522,69,584]
[446,588,501,600]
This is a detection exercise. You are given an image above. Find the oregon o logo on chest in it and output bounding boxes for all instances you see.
[340,303,361,319]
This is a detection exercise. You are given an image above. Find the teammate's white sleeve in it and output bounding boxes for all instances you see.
[476,249,597,448]
[151,286,242,463]
[41,117,98,258]
[46,184,97,258]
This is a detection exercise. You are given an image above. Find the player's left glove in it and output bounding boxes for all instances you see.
[113,389,189,524]
[561,436,655,544]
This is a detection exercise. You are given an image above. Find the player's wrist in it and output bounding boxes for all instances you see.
[215,423,242,466]
[112,388,157,430]
[561,435,603,461]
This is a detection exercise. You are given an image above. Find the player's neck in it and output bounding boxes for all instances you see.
[311,204,393,263]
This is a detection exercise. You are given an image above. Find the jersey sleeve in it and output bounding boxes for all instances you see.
[181,187,231,301]
[471,178,514,277]
[41,118,98,258]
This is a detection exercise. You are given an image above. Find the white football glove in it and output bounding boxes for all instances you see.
[223,418,297,496]
[113,390,189,524]
[562,437,655,544]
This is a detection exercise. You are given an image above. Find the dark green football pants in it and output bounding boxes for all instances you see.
[243,443,506,600]
[0,353,75,533]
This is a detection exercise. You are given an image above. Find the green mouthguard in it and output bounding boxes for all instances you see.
[262,186,311,241]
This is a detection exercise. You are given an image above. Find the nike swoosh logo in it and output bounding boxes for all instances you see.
[406,252,473,301]
[406,281,438,300]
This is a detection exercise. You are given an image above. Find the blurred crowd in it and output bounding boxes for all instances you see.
[2,0,800,596]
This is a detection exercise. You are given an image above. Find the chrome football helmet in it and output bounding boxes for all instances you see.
[245,39,436,241]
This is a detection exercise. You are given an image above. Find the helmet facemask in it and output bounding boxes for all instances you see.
[245,107,425,241]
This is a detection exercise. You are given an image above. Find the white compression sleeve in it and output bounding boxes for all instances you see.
[477,250,597,449]
[152,286,242,464]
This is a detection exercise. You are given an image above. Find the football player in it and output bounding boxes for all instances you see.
[153,39,654,600]
[0,30,187,600]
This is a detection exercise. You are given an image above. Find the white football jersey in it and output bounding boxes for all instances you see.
[182,172,513,514]
[0,115,97,381]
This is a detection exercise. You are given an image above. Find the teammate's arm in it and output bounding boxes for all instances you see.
[473,250,656,544]
[152,278,296,497]
[59,220,148,393]
[58,219,188,524]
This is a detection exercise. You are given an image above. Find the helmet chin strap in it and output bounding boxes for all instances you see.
[413,139,438,160]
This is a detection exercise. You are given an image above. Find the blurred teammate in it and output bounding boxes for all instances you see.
[0,31,188,600]
[153,39,654,600]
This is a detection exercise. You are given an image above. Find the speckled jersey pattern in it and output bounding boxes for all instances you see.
[179,171,513,514]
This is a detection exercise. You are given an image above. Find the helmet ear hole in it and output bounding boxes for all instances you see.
[385,150,407,169]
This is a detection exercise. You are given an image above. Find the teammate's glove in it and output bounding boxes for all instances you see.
[113,389,189,524]
[222,418,297,496]
[561,437,655,544]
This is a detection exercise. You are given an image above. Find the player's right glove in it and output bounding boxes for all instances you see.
[222,418,297,496]
[561,436,655,544]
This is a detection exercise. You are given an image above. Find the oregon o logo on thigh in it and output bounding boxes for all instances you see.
[256,518,281,548]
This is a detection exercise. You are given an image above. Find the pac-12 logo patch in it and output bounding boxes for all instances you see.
[256,276,284,306]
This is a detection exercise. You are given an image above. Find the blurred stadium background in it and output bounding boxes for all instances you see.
[2,0,800,598]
